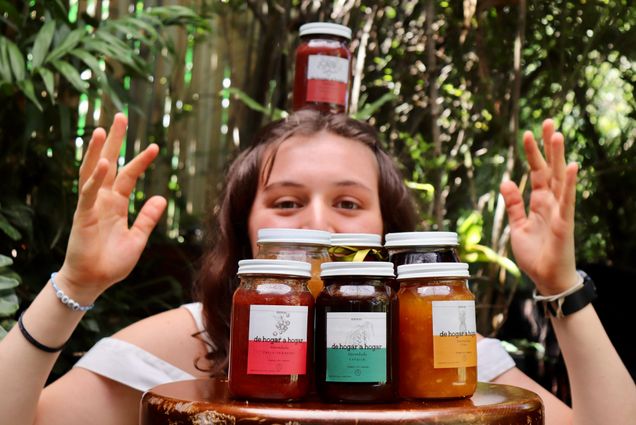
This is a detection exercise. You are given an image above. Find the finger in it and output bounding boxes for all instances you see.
[550,132,566,199]
[113,144,160,199]
[77,158,109,212]
[500,180,527,229]
[523,130,548,171]
[524,131,550,190]
[559,162,578,223]
[79,128,106,190]
[101,113,128,187]
[542,119,555,166]
[129,196,167,244]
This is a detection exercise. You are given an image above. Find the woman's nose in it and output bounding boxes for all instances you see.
[301,201,335,232]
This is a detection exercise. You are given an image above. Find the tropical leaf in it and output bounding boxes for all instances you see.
[0,38,12,82]
[70,49,105,80]
[0,255,12,268]
[17,79,43,110]
[6,38,25,81]
[353,92,397,120]
[0,275,19,291]
[223,87,286,120]
[51,59,88,92]
[0,214,21,241]
[32,20,56,68]
[45,27,85,63]
[0,293,19,316]
[36,67,56,100]
[464,244,520,277]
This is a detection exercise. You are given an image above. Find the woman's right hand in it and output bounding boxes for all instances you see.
[55,113,167,303]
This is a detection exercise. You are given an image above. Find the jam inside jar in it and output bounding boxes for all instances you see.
[396,263,477,399]
[255,228,331,298]
[228,259,314,401]
[315,261,396,403]
[385,231,460,268]
[293,22,352,114]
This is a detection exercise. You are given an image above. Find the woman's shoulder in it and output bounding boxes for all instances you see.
[112,304,209,377]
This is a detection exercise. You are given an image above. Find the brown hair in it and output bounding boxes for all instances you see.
[193,109,417,375]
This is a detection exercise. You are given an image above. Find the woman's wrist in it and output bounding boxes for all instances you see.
[533,269,580,297]
[53,269,103,306]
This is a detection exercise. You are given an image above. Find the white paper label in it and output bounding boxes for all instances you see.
[307,55,349,83]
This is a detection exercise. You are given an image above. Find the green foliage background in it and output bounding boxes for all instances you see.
[0,0,634,395]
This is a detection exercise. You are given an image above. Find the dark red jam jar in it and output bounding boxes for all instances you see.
[385,231,460,268]
[315,261,396,403]
[293,22,352,114]
[228,259,314,401]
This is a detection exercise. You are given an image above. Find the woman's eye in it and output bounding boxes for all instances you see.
[335,200,360,210]
[274,200,301,209]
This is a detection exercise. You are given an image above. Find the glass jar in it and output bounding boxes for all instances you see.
[315,261,396,403]
[329,233,385,262]
[396,263,477,399]
[385,231,460,268]
[293,22,352,114]
[256,228,331,298]
[228,259,314,401]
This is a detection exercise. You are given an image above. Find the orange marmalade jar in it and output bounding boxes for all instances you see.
[256,228,331,298]
[397,263,477,399]
[293,22,352,113]
[228,259,314,401]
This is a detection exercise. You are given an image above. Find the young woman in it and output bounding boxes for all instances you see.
[0,110,633,425]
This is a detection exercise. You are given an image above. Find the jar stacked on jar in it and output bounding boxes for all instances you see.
[229,230,477,403]
[256,228,331,298]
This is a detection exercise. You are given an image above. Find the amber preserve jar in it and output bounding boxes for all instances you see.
[397,263,477,399]
[385,231,460,268]
[315,261,396,403]
[256,228,331,298]
[329,233,384,262]
[293,22,352,114]
[228,259,314,401]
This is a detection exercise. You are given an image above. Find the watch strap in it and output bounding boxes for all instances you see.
[544,271,597,318]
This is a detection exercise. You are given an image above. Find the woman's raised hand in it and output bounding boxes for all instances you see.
[500,119,579,295]
[56,113,167,303]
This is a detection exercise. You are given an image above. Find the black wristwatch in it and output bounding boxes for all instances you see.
[539,270,598,318]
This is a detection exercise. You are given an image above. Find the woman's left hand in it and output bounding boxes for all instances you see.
[500,119,579,295]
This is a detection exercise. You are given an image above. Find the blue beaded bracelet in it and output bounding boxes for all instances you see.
[50,272,95,312]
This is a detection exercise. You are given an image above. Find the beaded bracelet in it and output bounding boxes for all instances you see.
[50,272,95,312]
[18,312,66,353]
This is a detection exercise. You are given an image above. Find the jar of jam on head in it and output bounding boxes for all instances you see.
[385,231,460,269]
[256,228,331,298]
[315,261,396,403]
[228,259,314,401]
[293,22,352,114]
[396,262,477,400]
[329,233,385,262]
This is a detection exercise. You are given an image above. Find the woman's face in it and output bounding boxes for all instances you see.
[247,131,383,255]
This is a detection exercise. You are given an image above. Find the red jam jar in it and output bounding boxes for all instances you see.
[293,22,352,114]
[228,259,314,401]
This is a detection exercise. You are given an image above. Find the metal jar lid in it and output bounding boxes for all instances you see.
[299,22,352,40]
[257,228,331,246]
[330,233,382,248]
[397,262,469,280]
[384,231,459,248]
[321,261,395,278]
[237,259,311,278]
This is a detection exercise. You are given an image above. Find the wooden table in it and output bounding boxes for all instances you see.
[140,378,544,424]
